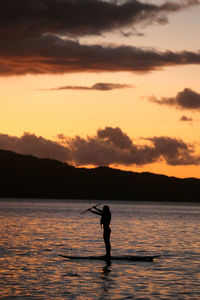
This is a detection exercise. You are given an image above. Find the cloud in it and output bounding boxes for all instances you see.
[150,88,200,110]
[0,0,200,76]
[180,115,193,122]
[1,127,199,166]
[66,133,199,166]
[47,82,133,91]
[97,127,133,149]
[1,35,200,75]
[0,0,198,39]
[147,136,198,165]
[0,132,69,161]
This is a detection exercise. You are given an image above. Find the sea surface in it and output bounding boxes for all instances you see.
[0,199,200,299]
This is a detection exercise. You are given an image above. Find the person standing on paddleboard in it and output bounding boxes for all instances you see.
[89,205,111,258]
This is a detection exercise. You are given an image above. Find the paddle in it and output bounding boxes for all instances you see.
[80,203,101,215]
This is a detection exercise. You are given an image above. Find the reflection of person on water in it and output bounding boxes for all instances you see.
[89,205,111,258]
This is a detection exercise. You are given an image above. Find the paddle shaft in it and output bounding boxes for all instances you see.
[80,203,101,215]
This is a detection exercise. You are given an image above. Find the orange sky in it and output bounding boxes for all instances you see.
[1,0,200,179]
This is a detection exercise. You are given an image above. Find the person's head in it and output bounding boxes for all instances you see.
[103,205,110,213]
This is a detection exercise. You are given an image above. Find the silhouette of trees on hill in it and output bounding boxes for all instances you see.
[0,149,199,201]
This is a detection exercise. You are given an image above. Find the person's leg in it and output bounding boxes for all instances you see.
[103,227,111,257]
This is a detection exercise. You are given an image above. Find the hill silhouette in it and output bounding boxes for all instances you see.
[0,149,199,201]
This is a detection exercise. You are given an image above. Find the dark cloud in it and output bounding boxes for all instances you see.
[47,82,133,91]
[97,127,133,149]
[1,35,200,75]
[147,136,197,165]
[0,0,199,76]
[0,132,69,161]
[180,115,193,122]
[150,88,200,110]
[66,133,199,166]
[0,0,198,39]
[1,127,199,166]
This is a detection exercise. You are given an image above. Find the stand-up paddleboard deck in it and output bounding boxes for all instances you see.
[59,254,161,262]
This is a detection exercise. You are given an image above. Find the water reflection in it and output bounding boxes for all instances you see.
[102,260,111,276]
[99,261,113,300]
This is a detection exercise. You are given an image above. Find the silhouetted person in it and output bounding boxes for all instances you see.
[89,205,111,259]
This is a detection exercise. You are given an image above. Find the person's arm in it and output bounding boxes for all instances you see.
[88,208,102,216]
[94,207,102,213]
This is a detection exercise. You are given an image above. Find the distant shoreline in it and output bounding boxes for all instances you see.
[0,198,199,205]
[1,149,200,203]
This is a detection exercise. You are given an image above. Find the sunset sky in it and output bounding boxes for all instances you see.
[1,0,200,178]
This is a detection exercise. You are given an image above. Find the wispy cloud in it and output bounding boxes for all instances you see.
[45,82,133,91]
[1,36,200,75]
[180,115,193,122]
[1,127,200,166]
[150,88,200,111]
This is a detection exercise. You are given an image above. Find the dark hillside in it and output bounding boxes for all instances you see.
[0,149,199,201]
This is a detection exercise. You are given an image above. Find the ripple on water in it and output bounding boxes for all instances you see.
[0,200,200,299]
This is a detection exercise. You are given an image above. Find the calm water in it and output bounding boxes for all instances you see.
[0,199,200,299]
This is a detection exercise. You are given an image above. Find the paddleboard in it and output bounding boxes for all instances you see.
[59,254,161,262]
